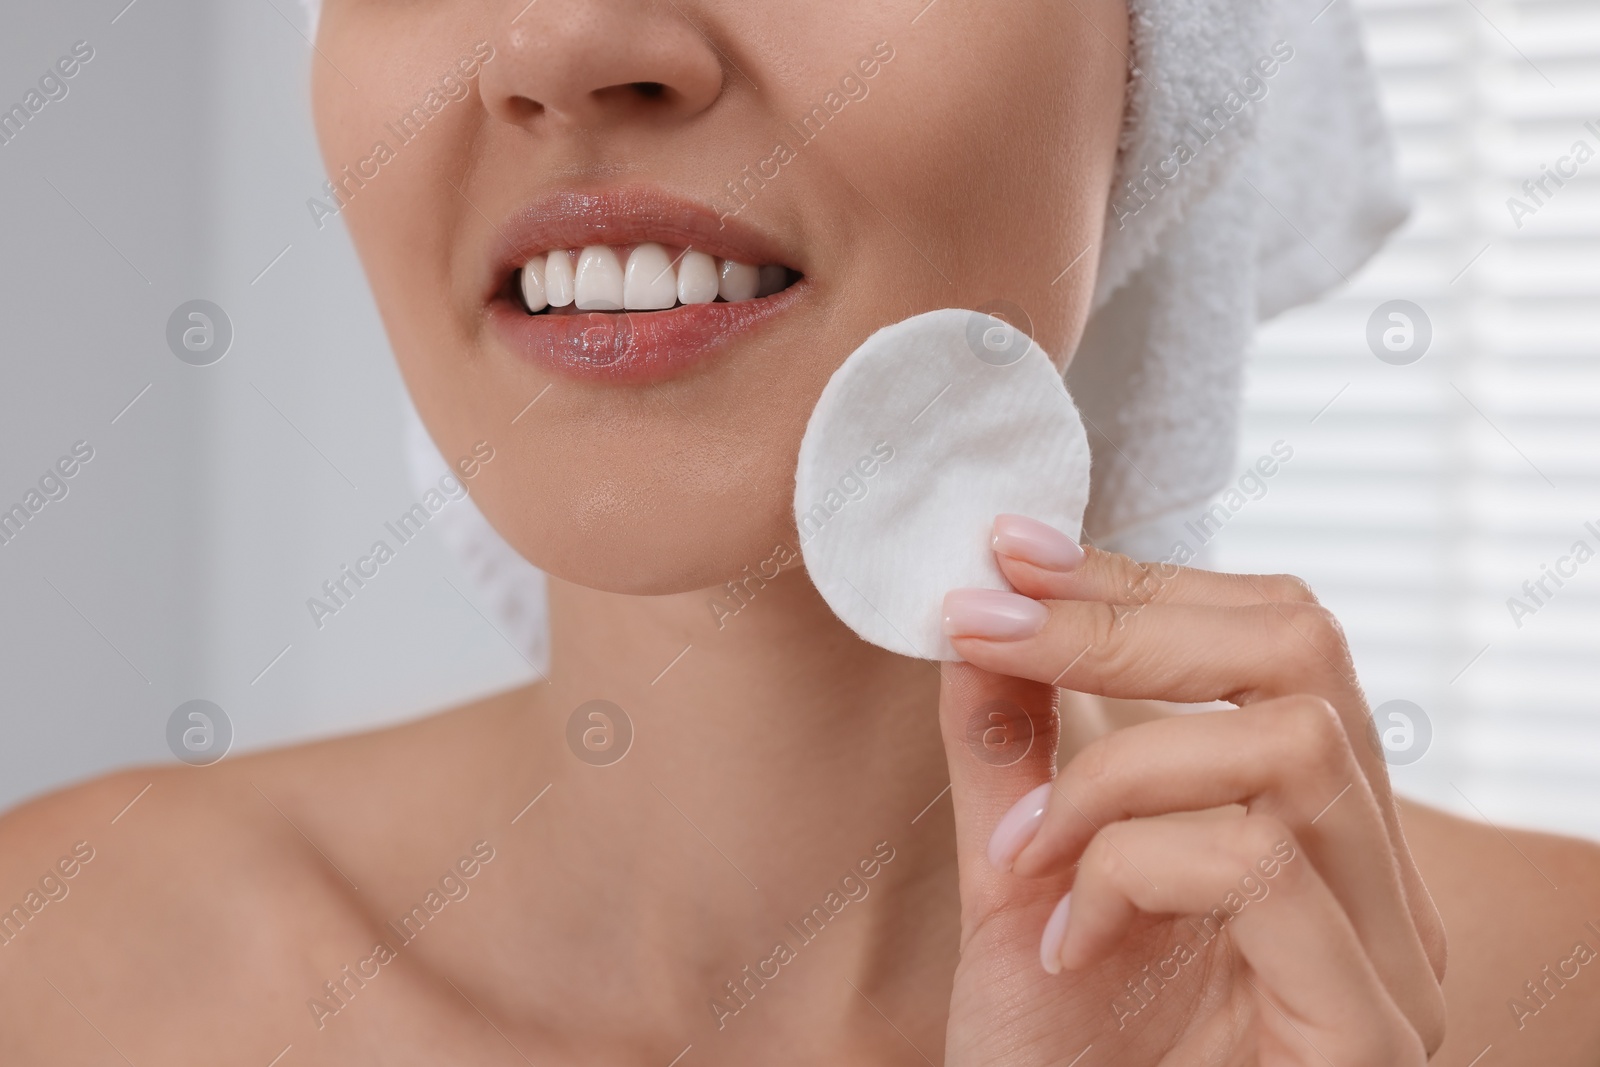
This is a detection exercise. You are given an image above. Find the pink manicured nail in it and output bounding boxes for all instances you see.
[1039,892,1073,975]
[988,782,1052,871]
[942,589,1048,641]
[993,514,1085,572]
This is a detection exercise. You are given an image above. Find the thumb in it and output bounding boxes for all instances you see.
[938,660,1061,930]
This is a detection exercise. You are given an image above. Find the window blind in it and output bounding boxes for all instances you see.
[1212,0,1600,840]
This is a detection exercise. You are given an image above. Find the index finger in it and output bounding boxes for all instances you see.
[945,594,1360,706]
[992,516,1318,610]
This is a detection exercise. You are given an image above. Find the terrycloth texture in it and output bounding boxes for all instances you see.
[1075,0,1408,556]
[794,310,1092,660]
[386,0,1407,659]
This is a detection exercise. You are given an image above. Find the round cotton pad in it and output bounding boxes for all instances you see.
[795,308,1092,660]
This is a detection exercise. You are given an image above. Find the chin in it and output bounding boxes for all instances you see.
[477,473,794,597]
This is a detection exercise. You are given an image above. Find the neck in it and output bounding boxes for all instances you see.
[497,566,959,1045]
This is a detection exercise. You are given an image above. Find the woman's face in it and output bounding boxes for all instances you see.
[313,0,1127,595]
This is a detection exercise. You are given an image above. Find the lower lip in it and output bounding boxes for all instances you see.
[488,283,806,385]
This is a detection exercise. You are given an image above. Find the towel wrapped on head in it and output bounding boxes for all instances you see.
[1072,0,1406,560]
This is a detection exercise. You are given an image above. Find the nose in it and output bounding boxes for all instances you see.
[481,0,724,130]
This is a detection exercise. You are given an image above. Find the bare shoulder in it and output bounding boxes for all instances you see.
[0,750,365,1058]
[1398,797,1600,1064]
[0,684,537,1060]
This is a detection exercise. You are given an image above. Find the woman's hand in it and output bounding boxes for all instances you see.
[935,515,1448,1066]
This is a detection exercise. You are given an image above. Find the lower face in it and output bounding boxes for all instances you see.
[313,0,1127,595]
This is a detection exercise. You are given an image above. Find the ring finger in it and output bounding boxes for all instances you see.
[1053,814,1426,1066]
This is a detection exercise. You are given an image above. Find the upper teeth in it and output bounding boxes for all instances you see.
[519,243,788,313]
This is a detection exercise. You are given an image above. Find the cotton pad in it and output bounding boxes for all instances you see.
[794,308,1092,660]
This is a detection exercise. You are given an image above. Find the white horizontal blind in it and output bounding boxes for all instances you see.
[1212,0,1600,839]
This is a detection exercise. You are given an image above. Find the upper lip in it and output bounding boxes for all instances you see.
[481,186,800,303]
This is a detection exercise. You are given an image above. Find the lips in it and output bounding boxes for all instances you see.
[483,188,805,384]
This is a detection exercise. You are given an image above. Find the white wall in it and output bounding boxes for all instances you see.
[0,0,529,811]
[1,2,214,804]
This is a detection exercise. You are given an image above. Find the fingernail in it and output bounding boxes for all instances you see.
[1040,891,1073,975]
[987,782,1052,871]
[942,589,1048,641]
[993,514,1085,572]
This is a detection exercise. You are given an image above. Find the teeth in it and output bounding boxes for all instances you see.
[677,250,719,305]
[520,258,547,313]
[757,264,787,298]
[574,246,625,311]
[719,260,760,302]
[544,250,575,307]
[623,243,679,310]
[516,246,792,313]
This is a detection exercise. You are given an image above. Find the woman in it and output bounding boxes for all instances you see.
[2,0,1598,1062]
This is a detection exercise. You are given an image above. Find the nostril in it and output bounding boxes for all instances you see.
[505,95,545,122]
[592,82,677,113]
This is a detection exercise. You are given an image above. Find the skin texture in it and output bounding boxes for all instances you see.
[318,0,1116,594]
[2,0,1600,1063]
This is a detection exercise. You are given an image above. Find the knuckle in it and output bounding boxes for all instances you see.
[1123,560,1169,606]
[1231,815,1297,879]
[1085,826,1135,887]
[1274,602,1353,669]
[1060,599,1134,681]
[1256,572,1319,605]
[1084,598,1123,649]
[1238,813,1290,857]
[1084,600,1148,679]
[1068,734,1118,796]
[1088,546,1143,591]
[1279,696,1354,777]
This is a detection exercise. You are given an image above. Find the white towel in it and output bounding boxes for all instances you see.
[1075,0,1408,559]
[395,0,1409,660]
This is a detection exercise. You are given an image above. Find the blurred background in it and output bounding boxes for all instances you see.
[1,1,1596,838]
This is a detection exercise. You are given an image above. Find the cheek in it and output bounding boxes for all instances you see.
[783,0,1124,359]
